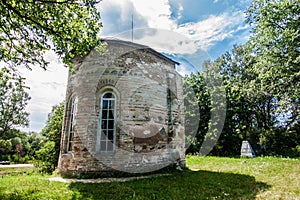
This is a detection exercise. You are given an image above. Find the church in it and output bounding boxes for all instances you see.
[57,39,185,175]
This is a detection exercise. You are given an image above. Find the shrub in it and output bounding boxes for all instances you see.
[35,141,57,174]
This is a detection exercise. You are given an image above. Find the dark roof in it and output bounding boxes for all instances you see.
[101,39,179,66]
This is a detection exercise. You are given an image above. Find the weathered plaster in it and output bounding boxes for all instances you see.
[57,40,185,175]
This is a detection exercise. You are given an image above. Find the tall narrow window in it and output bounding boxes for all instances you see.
[67,96,78,152]
[99,92,116,153]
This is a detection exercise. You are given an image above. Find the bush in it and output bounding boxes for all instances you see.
[35,141,57,174]
[260,127,300,158]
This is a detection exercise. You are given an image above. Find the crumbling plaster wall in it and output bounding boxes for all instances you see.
[58,41,185,175]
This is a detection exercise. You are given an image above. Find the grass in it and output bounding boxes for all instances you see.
[0,166,34,176]
[187,156,300,199]
[0,156,299,199]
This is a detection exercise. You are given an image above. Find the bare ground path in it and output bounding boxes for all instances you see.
[0,164,169,183]
[48,174,170,183]
[0,164,34,168]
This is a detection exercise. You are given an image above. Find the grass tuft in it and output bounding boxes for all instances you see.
[0,156,299,199]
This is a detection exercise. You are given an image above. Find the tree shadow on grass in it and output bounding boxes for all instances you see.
[68,169,270,200]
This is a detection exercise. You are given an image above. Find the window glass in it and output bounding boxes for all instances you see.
[99,92,116,153]
[67,96,78,152]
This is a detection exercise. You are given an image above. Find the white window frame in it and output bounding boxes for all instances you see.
[97,92,116,154]
[67,96,78,152]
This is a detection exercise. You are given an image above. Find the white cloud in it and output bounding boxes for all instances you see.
[99,0,247,55]
[98,0,148,37]
[99,0,177,35]
[176,12,245,50]
[176,3,184,20]
[14,0,250,132]
[128,28,198,54]
[99,0,133,23]
[176,64,190,76]
[19,50,68,132]
[131,0,176,30]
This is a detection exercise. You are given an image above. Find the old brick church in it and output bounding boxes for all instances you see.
[57,39,185,175]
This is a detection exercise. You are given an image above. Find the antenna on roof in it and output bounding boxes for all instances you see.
[131,14,133,42]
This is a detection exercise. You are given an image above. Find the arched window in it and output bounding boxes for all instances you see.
[67,96,78,152]
[98,92,116,153]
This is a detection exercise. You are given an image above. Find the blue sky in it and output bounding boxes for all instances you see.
[98,0,252,72]
[21,0,253,132]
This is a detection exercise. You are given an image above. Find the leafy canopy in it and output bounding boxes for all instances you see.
[37,102,64,173]
[0,0,102,69]
[0,68,30,137]
[184,0,300,156]
[246,0,300,125]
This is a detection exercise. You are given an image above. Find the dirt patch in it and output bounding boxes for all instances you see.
[0,164,34,168]
[48,174,170,183]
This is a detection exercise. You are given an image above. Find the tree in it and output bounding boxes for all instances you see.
[36,141,57,173]
[37,102,64,173]
[27,131,43,157]
[0,68,30,137]
[0,139,12,160]
[246,0,300,127]
[209,45,271,155]
[41,102,64,146]
[184,60,227,156]
[184,0,300,157]
[0,129,35,163]
[184,73,211,154]
[185,44,294,156]
[0,0,102,69]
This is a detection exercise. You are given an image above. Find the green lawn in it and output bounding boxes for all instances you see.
[186,156,299,199]
[0,156,299,199]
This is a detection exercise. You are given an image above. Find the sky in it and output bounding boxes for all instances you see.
[20,0,252,133]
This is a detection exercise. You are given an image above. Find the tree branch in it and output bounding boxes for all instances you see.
[1,1,60,38]
[34,0,101,5]
[35,0,78,4]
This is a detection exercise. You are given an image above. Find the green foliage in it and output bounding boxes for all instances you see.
[185,41,299,157]
[201,60,229,156]
[260,125,300,157]
[26,131,43,157]
[0,68,30,137]
[0,128,38,163]
[246,0,300,127]
[184,73,211,154]
[35,141,57,174]
[208,46,258,156]
[1,156,299,199]
[37,102,64,173]
[184,0,300,156]
[0,0,102,69]
[0,139,12,159]
[184,59,228,156]
[41,102,64,146]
